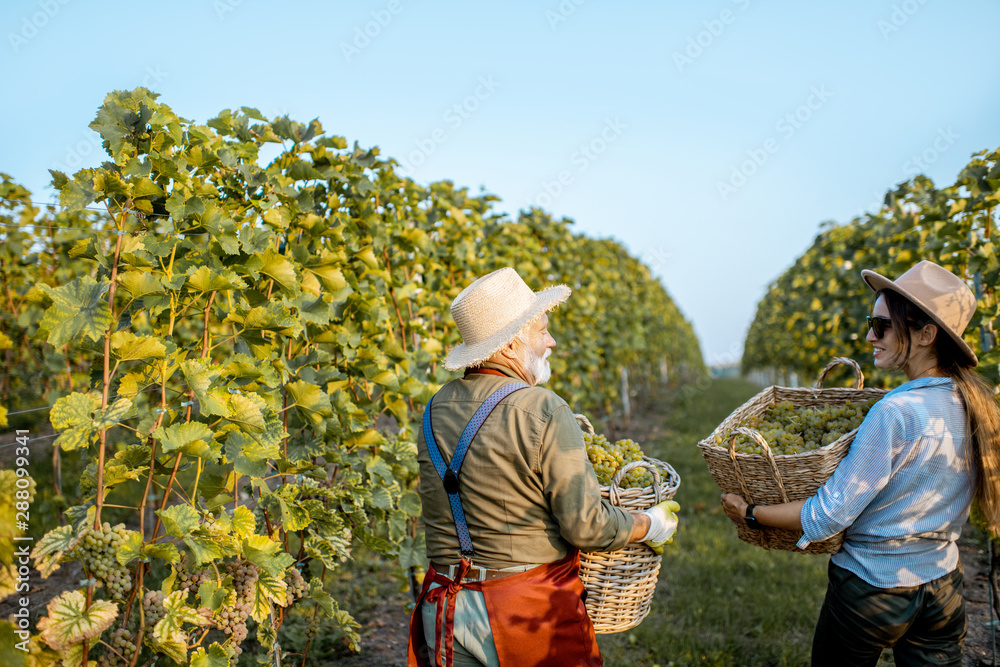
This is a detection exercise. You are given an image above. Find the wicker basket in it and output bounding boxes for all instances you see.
[696,357,888,554]
[574,415,681,634]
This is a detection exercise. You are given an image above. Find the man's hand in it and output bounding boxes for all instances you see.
[642,500,680,554]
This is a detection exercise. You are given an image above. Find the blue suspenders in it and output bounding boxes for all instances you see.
[422,381,529,559]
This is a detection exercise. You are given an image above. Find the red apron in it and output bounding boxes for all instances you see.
[407,550,602,667]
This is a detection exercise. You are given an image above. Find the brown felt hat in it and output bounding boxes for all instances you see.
[443,267,570,372]
[862,260,978,366]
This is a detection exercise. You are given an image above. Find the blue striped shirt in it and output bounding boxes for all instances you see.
[798,376,973,588]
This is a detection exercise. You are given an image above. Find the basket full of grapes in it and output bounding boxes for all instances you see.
[575,414,681,634]
[697,357,888,554]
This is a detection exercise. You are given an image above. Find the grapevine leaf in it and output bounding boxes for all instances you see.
[231,506,255,539]
[365,455,395,484]
[256,622,277,651]
[241,535,294,578]
[223,432,269,478]
[31,525,76,578]
[226,302,302,337]
[370,486,393,510]
[399,490,421,517]
[250,570,287,621]
[36,590,118,650]
[371,370,400,391]
[185,266,247,293]
[197,581,228,612]
[222,394,267,432]
[110,331,166,361]
[189,643,229,667]
[180,360,226,417]
[304,534,351,569]
[38,276,113,346]
[132,175,164,199]
[156,589,211,639]
[305,263,347,291]
[58,175,98,210]
[50,393,99,430]
[154,422,219,462]
[259,248,299,295]
[182,536,224,566]
[116,531,143,566]
[142,542,180,564]
[156,505,200,538]
[118,270,164,298]
[50,393,100,452]
[198,470,234,502]
[290,292,335,325]
[399,532,429,570]
[308,578,334,616]
[148,631,187,665]
[220,354,280,388]
[56,638,98,667]
[92,397,134,430]
[277,498,311,532]
[285,380,333,434]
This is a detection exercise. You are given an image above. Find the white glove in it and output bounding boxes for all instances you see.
[642,500,680,553]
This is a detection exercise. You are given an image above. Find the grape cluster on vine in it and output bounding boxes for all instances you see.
[584,433,654,488]
[718,399,878,455]
[97,627,138,667]
[176,552,213,593]
[141,589,166,628]
[284,566,308,606]
[77,522,132,601]
[213,559,260,657]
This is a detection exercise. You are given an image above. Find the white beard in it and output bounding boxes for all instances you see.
[531,349,552,386]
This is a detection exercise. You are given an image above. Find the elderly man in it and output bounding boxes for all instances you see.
[407,267,677,667]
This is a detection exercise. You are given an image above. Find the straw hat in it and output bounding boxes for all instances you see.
[443,267,570,371]
[861,260,978,366]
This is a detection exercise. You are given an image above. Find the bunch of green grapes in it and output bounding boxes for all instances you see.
[716,399,878,455]
[176,552,213,593]
[76,523,132,601]
[214,559,259,657]
[142,589,166,628]
[584,433,655,488]
[284,566,308,606]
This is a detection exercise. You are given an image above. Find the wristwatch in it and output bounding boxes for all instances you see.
[744,504,764,530]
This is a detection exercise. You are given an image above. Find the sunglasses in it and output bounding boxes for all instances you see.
[866,316,892,339]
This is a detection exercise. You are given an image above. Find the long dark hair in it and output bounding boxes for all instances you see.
[880,289,1000,537]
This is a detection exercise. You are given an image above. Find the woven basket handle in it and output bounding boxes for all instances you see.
[574,413,596,435]
[815,356,864,389]
[726,426,790,504]
[608,460,663,506]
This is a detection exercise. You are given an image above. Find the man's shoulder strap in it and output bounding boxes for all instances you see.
[422,381,529,557]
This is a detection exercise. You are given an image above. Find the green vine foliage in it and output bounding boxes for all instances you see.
[743,146,1000,389]
[0,87,703,666]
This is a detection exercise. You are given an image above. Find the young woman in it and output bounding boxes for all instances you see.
[722,260,1000,666]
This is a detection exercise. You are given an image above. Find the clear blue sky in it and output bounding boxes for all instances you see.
[3,0,999,365]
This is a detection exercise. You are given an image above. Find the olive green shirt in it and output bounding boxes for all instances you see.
[417,363,634,569]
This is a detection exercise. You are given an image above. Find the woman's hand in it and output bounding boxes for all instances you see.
[721,493,749,524]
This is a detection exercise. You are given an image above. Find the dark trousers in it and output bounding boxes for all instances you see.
[811,561,967,667]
